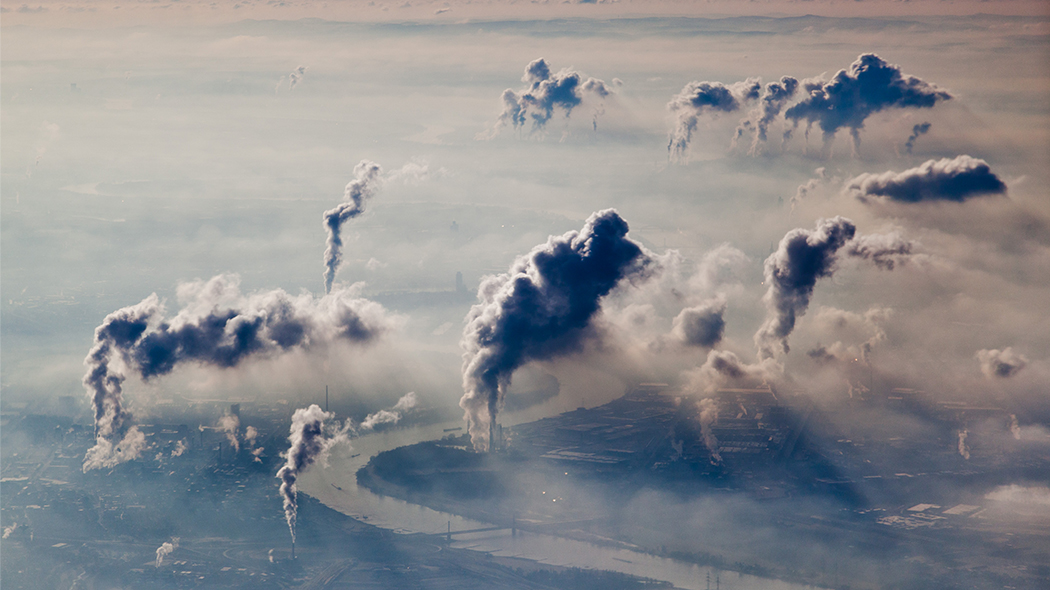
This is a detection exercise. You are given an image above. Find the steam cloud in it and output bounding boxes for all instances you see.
[741,77,799,154]
[218,413,240,453]
[976,347,1028,379]
[460,209,651,451]
[754,218,913,359]
[357,391,418,432]
[672,298,727,349]
[668,78,761,161]
[784,53,951,153]
[490,58,615,136]
[171,440,187,457]
[323,160,383,294]
[277,404,348,544]
[847,155,1007,203]
[698,398,722,464]
[904,122,931,154]
[276,65,307,93]
[155,537,179,567]
[957,429,970,460]
[82,274,390,471]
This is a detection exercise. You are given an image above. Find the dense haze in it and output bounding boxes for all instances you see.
[2,1,1049,588]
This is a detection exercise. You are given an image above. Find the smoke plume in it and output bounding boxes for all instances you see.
[276,404,348,544]
[668,78,761,161]
[460,209,652,451]
[490,58,615,136]
[323,160,383,294]
[958,429,970,460]
[218,413,240,453]
[904,122,931,154]
[357,391,418,432]
[742,77,799,155]
[844,230,915,271]
[171,440,187,457]
[784,54,951,154]
[672,298,727,349]
[847,155,1007,203]
[976,347,1028,379]
[155,537,179,567]
[1010,415,1022,440]
[698,398,722,465]
[81,274,390,470]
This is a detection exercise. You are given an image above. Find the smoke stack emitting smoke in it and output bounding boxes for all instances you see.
[698,398,722,464]
[460,209,652,451]
[81,274,391,471]
[277,405,348,545]
[323,160,383,294]
[155,537,179,567]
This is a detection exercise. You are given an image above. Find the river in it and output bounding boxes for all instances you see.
[297,416,827,590]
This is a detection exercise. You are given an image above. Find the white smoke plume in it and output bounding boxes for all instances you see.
[276,65,307,93]
[155,537,179,567]
[170,440,187,457]
[3,523,18,539]
[357,391,418,432]
[276,405,349,544]
[698,398,722,465]
[245,425,259,446]
[668,77,760,162]
[976,347,1028,379]
[958,429,970,460]
[1010,415,1022,440]
[218,413,240,453]
[323,160,383,294]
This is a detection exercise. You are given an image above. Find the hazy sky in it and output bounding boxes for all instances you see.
[2,0,1049,439]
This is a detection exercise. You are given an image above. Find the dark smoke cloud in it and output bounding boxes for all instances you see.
[784,54,951,153]
[755,219,916,359]
[976,347,1028,379]
[323,160,383,294]
[276,405,348,544]
[82,275,390,471]
[754,217,857,360]
[847,155,1007,203]
[904,121,931,154]
[460,209,652,450]
[668,78,761,161]
[672,298,726,348]
[490,58,616,136]
[741,76,799,155]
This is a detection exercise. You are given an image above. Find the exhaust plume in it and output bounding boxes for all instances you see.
[489,58,616,136]
[277,405,348,544]
[698,398,722,465]
[847,155,1007,203]
[358,391,418,432]
[218,413,240,453]
[958,429,970,460]
[668,78,761,161]
[976,347,1028,379]
[155,537,179,567]
[323,160,383,294]
[784,54,951,154]
[904,122,931,154]
[743,76,799,155]
[81,274,390,470]
[460,209,652,451]
[671,298,727,349]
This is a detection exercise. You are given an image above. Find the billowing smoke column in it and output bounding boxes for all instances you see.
[323,160,383,294]
[755,217,857,360]
[492,58,615,135]
[672,298,726,349]
[155,537,179,567]
[754,218,915,359]
[697,398,722,465]
[785,54,951,153]
[277,405,348,545]
[742,76,799,155]
[357,391,418,432]
[847,155,1006,203]
[460,209,651,451]
[81,274,390,471]
[904,122,931,154]
[668,78,761,161]
[976,347,1028,379]
[218,413,240,453]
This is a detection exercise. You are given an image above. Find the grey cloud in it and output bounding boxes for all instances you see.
[276,405,348,544]
[785,54,951,153]
[82,275,391,470]
[848,155,1007,203]
[845,230,915,270]
[492,58,616,135]
[976,347,1028,379]
[460,209,652,451]
[672,298,727,348]
[743,76,799,155]
[323,160,383,294]
[668,77,761,161]
[904,122,931,154]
